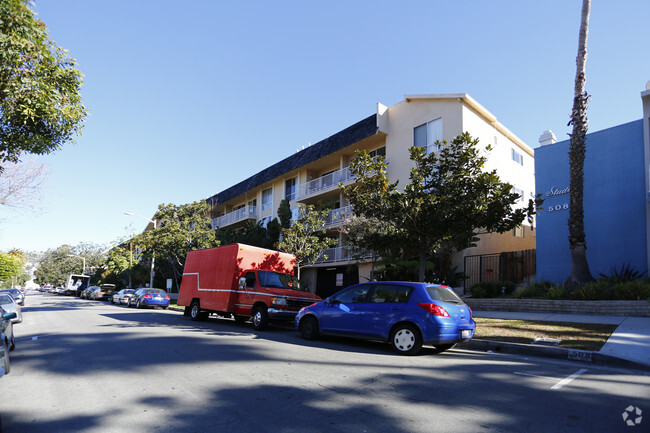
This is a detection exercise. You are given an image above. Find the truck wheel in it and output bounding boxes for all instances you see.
[299,316,319,340]
[189,301,203,321]
[390,323,422,356]
[251,306,269,331]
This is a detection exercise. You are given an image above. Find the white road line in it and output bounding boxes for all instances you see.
[551,368,588,390]
[514,372,558,381]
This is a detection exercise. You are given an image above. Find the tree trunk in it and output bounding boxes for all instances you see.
[418,246,427,282]
[567,0,594,287]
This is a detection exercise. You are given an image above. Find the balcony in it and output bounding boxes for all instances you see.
[211,205,257,229]
[297,166,355,201]
[314,246,374,264]
[323,205,354,228]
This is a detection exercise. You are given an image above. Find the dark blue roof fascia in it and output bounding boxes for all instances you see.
[207,114,377,205]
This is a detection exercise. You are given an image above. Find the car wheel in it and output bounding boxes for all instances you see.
[136,299,142,309]
[9,335,15,352]
[189,301,203,321]
[110,297,114,304]
[251,305,269,331]
[299,316,319,340]
[128,299,133,308]
[432,343,456,353]
[390,323,422,355]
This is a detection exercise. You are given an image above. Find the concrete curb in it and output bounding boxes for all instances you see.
[458,339,650,372]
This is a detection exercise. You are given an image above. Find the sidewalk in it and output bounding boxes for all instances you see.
[465,311,650,371]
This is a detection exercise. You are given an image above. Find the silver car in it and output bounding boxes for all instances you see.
[0,289,24,306]
[0,294,22,324]
[0,306,17,378]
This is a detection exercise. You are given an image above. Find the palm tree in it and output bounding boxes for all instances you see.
[567,0,594,287]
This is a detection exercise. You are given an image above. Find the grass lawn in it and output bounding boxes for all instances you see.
[473,318,617,351]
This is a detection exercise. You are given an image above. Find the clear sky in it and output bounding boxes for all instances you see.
[1,0,649,253]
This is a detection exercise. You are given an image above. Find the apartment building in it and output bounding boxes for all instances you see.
[207,94,536,296]
[535,83,650,283]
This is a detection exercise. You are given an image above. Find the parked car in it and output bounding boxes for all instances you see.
[80,286,99,299]
[128,288,171,309]
[111,289,135,305]
[0,293,22,324]
[0,289,24,306]
[295,281,475,355]
[0,306,17,378]
[99,284,118,300]
[89,287,111,301]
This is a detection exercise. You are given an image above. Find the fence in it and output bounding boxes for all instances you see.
[464,249,536,292]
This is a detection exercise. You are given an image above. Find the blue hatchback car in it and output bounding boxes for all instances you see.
[295,281,475,355]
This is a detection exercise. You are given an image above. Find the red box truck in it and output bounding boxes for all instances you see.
[178,244,321,330]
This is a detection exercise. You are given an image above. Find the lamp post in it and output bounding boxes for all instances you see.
[68,255,86,274]
[124,211,156,289]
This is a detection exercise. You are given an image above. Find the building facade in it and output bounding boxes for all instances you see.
[207,94,536,296]
[535,84,650,283]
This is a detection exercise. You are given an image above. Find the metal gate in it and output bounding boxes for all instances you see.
[464,249,536,292]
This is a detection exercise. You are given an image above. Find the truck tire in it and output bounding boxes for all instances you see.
[251,305,269,331]
[189,301,203,321]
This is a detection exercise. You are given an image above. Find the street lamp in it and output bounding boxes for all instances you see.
[124,211,157,289]
[68,255,86,274]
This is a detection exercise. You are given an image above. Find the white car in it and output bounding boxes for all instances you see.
[0,293,22,324]
[111,289,136,305]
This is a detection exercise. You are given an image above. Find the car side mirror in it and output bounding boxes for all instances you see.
[238,277,246,290]
[3,312,16,320]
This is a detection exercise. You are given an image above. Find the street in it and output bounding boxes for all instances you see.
[1,292,648,433]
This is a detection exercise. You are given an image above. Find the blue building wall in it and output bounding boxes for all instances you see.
[535,120,647,283]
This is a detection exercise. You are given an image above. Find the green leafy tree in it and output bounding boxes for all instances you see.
[277,203,337,285]
[277,199,292,229]
[342,133,540,282]
[0,253,23,287]
[342,215,398,281]
[139,200,219,291]
[0,0,87,164]
[567,0,594,287]
[33,242,106,286]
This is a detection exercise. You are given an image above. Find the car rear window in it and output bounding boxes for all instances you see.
[425,286,464,304]
[369,285,412,303]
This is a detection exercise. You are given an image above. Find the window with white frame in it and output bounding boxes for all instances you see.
[513,225,524,238]
[512,187,524,203]
[414,117,443,154]
[511,148,524,165]
[368,146,386,159]
[285,178,296,201]
[261,188,272,211]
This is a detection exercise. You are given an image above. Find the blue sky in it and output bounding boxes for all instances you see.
[1,0,649,253]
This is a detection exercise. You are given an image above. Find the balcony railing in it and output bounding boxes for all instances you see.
[314,246,374,264]
[297,166,355,200]
[211,205,257,229]
[323,205,354,228]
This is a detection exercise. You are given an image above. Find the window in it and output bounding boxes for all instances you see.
[512,148,524,165]
[332,285,371,304]
[414,117,443,154]
[285,178,296,201]
[512,187,524,202]
[261,188,272,211]
[248,199,257,217]
[369,285,412,303]
[368,146,386,159]
[513,225,524,238]
[244,272,256,289]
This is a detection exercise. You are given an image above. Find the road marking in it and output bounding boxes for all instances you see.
[551,368,588,390]
[514,372,558,381]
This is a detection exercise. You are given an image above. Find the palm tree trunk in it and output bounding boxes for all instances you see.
[567,0,594,287]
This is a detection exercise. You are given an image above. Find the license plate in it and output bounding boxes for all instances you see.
[461,330,471,339]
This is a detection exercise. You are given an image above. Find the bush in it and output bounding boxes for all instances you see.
[613,279,650,300]
[574,280,612,300]
[514,281,554,298]
[545,285,567,300]
[599,262,647,282]
[470,281,516,298]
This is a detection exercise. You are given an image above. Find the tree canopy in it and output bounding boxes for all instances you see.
[341,133,540,282]
[277,203,337,286]
[137,200,219,290]
[0,0,87,164]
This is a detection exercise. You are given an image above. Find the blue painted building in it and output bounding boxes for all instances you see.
[535,85,650,283]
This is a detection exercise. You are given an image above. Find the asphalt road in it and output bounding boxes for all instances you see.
[1,292,648,433]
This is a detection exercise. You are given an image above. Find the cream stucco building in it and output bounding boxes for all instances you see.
[207,94,535,296]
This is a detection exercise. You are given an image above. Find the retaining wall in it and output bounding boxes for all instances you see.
[464,298,650,317]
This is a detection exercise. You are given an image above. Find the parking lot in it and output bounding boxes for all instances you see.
[2,292,648,433]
